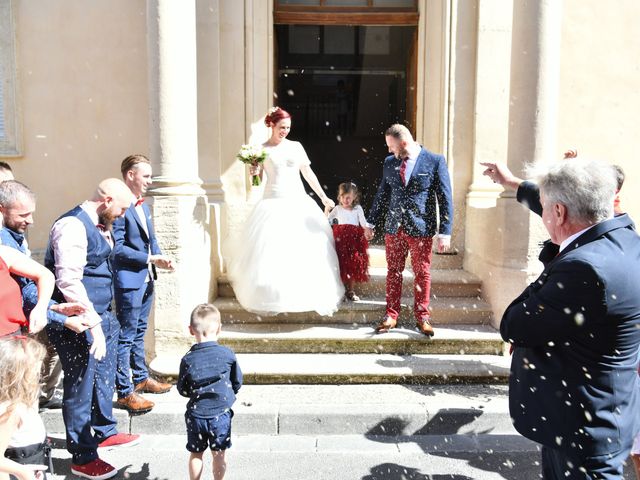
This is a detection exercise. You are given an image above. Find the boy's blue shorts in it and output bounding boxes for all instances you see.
[185,409,233,452]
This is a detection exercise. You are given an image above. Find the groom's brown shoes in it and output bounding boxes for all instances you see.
[416,317,435,337]
[375,316,397,334]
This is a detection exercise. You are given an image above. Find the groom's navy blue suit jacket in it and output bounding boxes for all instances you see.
[112,203,161,290]
[501,213,640,458]
[368,147,453,237]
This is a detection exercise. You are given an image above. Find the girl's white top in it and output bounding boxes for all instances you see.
[0,401,47,448]
[327,205,368,227]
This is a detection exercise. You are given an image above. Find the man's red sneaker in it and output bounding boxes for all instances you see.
[97,433,141,450]
[71,458,117,479]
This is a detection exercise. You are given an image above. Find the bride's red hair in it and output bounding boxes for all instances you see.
[264,107,291,127]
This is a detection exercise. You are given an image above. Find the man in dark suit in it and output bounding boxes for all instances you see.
[112,155,174,414]
[500,159,640,479]
[367,124,453,336]
[481,155,626,266]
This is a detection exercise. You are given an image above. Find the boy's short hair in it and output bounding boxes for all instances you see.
[190,303,221,335]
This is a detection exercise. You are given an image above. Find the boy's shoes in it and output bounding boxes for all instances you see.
[345,291,360,302]
[98,433,141,450]
[116,393,154,414]
[374,316,397,334]
[134,377,172,394]
[71,458,117,479]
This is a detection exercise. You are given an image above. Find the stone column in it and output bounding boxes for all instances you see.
[500,0,563,284]
[464,0,562,325]
[507,0,562,177]
[146,0,211,373]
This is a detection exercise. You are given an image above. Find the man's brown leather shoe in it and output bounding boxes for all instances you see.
[375,316,397,334]
[416,317,435,337]
[116,393,154,414]
[134,377,172,394]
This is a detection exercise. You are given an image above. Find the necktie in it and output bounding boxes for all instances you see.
[135,197,145,207]
[399,157,408,186]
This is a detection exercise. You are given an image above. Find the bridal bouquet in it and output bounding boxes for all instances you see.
[237,144,268,186]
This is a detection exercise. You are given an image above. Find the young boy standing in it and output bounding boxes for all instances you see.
[177,304,243,480]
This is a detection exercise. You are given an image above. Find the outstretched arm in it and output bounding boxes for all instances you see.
[480,162,544,216]
[480,162,524,191]
[300,164,335,209]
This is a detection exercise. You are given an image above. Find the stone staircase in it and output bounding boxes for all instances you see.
[213,246,509,385]
[43,247,521,472]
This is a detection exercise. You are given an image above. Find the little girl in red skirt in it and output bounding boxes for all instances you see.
[326,182,370,301]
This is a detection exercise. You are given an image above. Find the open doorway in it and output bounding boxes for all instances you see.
[274,24,417,235]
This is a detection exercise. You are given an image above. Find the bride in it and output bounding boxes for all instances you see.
[226,107,345,316]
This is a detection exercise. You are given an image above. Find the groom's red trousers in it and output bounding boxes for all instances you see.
[384,228,433,321]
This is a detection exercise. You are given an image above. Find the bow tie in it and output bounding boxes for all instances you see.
[135,198,145,207]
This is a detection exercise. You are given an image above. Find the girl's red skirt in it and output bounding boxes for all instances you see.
[332,224,370,284]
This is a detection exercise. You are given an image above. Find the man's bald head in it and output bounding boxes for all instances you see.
[93,178,134,228]
[93,178,134,204]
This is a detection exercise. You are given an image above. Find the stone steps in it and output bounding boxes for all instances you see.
[214,296,492,325]
[151,352,509,385]
[220,323,504,355]
[368,246,463,269]
[218,267,481,299]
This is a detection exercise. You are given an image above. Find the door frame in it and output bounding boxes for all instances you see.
[243,0,451,156]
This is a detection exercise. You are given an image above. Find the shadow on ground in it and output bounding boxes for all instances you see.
[361,462,474,480]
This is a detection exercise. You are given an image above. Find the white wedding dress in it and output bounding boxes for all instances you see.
[226,139,344,316]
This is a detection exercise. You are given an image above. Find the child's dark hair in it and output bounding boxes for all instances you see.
[337,182,360,206]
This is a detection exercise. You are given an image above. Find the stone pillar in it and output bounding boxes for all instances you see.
[146,0,211,373]
[194,0,274,299]
[464,0,562,325]
[507,0,562,177]
[501,0,563,281]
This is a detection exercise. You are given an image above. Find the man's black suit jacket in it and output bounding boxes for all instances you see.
[500,213,640,458]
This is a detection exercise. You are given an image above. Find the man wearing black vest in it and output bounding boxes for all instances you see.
[45,178,137,480]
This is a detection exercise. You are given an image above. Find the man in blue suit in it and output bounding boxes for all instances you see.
[500,159,640,479]
[367,124,453,336]
[113,155,174,414]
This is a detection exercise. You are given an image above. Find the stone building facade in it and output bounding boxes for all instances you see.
[2,0,638,369]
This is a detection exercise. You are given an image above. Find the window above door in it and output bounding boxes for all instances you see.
[275,0,418,25]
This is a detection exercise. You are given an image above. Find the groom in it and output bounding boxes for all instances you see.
[366,124,453,336]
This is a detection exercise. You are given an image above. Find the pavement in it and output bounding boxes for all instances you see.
[40,384,639,479]
[42,384,518,437]
[46,433,541,480]
[45,434,638,479]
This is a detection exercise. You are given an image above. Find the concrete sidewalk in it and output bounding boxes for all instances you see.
[47,433,542,480]
[43,384,516,437]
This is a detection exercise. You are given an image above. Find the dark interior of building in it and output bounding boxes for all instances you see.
[275,24,417,239]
